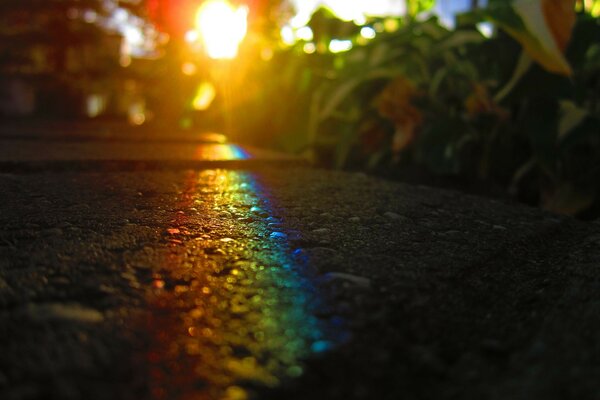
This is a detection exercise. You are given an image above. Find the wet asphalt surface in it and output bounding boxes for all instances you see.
[1,137,600,400]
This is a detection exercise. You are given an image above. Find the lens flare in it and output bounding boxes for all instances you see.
[195,0,248,59]
[192,81,216,110]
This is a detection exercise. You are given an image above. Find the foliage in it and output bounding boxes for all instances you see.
[484,0,576,75]
[199,0,600,216]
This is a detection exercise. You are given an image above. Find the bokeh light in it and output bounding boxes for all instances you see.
[328,39,353,53]
[360,26,377,39]
[195,0,248,59]
[192,82,217,111]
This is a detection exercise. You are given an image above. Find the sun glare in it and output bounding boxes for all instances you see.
[192,82,217,110]
[195,0,248,59]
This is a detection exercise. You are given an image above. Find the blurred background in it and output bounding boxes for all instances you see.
[0,0,599,217]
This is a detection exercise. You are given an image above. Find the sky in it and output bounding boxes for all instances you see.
[289,0,488,27]
[435,0,488,26]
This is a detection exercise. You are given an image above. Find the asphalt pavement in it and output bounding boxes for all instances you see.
[1,127,599,400]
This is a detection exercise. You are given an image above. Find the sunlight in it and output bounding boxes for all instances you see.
[323,0,365,23]
[192,82,217,110]
[289,0,404,25]
[282,0,404,47]
[328,39,353,53]
[296,26,314,41]
[85,94,106,118]
[360,26,377,39]
[195,0,248,59]
[193,144,250,160]
[280,25,296,45]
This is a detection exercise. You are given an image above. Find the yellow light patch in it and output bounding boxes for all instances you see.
[192,82,216,111]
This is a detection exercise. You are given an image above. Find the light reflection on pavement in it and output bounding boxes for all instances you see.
[0,142,254,162]
[145,168,344,400]
[193,144,250,161]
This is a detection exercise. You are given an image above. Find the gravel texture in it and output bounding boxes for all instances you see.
[1,166,599,400]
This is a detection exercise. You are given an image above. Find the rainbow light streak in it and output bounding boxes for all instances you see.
[146,170,344,400]
[193,144,251,161]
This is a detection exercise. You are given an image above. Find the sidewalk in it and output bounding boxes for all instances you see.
[0,133,302,172]
[1,130,599,400]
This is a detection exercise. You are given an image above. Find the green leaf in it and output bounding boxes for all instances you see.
[407,0,436,16]
[417,17,449,40]
[429,67,448,98]
[455,10,486,28]
[543,183,595,215]
[584,43,600,70]
[558,117,600,150]
[319,68,403,120]
[513,0,571,72]
[486,0,573,76]
[307,87,325,144]
[334,124,357,169]
[434,30,485,53]
[415,118,466,174]
[520,98,560,172]
[367,148,389,169]
[368,42,391,68]
[319,78,363,121]
[558,100,589,140]
[494,50,533,103]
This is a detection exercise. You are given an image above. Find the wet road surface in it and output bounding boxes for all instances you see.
[143,169,345,400]
[1,138,600,400]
